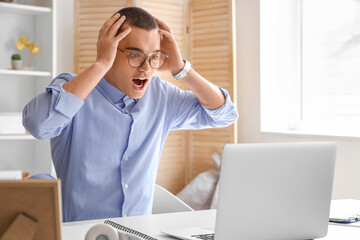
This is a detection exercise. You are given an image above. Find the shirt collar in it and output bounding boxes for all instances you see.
[98,77,127,104]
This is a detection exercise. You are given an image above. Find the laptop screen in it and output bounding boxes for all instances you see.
[215,142,336,239]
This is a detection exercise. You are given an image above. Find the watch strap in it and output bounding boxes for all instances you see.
[172,60,191,80]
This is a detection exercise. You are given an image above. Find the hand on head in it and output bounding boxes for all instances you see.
[154,17,185,75]
[96,13,131,69]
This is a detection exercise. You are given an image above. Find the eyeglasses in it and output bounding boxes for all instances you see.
[117,49,168,69]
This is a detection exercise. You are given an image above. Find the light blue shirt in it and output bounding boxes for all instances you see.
[23,72,238,222]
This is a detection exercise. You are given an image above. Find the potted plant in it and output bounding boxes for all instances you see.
[11,54,22,70]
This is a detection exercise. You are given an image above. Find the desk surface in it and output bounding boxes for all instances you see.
[62,209,360,240]
[63,210,215,240]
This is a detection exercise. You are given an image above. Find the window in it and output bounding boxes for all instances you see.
[260,0,360,137]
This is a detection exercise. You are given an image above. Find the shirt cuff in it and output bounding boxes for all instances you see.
[202,87,236,117]
[47,82,84,119]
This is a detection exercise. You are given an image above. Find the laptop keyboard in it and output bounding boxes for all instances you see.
[191,233,214,240]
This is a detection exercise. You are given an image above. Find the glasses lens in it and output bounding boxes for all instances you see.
[125,51,167,69]
[149,53,167,69]
[128,52,146,68]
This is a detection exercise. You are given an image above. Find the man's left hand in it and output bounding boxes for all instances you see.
[155,17,185,75]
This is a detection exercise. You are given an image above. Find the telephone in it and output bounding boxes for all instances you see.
[85,223,144,240]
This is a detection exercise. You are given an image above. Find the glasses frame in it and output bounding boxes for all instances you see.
[117,48,168,69]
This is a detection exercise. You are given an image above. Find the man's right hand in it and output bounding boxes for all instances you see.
[96,13,131,70]
[63,13,131,100]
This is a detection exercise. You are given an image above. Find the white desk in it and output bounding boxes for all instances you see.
[62,209,360,240]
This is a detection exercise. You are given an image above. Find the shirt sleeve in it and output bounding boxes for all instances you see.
[166,82,239,130]
[22,72,84,139]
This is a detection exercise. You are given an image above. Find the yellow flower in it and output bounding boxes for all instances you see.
[16,36,39,55]
[31,46,39,55]
[16,41,25,50]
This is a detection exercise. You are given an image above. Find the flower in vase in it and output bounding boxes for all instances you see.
[16,36,39,70]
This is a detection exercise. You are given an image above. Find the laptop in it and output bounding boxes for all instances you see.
[161,142,337,240]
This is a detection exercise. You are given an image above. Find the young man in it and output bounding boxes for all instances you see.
[23,7,238,222]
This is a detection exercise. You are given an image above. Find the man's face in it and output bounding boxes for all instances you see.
[105,23,161,99]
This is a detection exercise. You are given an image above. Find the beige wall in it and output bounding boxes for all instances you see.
[235,0,360,200]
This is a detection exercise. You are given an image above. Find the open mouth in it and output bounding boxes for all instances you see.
[132,78,148,90]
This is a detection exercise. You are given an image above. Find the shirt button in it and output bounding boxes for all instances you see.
[131,128,134,133]
[124,157,128,161]
[124,184,128,189]
[125,110,129,114]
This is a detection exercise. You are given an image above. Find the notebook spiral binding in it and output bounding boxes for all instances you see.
[104,220,159,240]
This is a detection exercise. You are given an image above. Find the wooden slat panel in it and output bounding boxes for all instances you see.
[191,14,228,24]
[190,0,228,9]
[155,131,186,193]
[137,0,188,194]
[188,0,236,182]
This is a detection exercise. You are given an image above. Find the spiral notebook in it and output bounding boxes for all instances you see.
[104,220,158,240]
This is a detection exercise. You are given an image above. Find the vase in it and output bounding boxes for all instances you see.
[23,53,34,70]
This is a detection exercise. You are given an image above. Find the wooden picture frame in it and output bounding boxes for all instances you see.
[0,179,62,240]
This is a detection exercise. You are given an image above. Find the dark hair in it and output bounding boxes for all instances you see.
[115,7,158,35]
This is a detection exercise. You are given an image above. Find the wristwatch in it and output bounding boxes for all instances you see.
[172,60,191,80]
